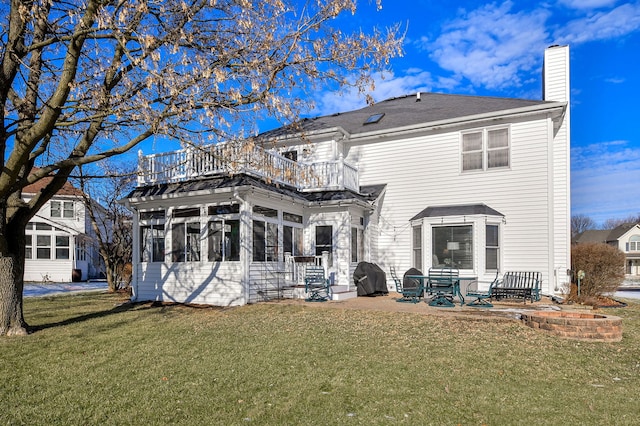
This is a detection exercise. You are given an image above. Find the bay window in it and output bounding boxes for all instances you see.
[432,226,473,270]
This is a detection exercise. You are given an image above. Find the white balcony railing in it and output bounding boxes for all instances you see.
[137,141,359,192]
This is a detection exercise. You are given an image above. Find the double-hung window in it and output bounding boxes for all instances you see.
[412,225,422,270]
[50,201,74,218]
[485,225,499,270]
[462,127,510,171]
[56,236,70,260]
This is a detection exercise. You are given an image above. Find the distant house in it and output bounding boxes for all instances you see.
[574,223,640,277]
[22,177,102,282]
[123,45,572,306]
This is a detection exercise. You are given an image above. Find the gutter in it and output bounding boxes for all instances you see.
[265,101,567,144]
[346,101,567,143]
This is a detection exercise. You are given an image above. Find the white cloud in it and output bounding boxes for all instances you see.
[425,2,550,89]
[555,3,640,44]
[558,0,619,9]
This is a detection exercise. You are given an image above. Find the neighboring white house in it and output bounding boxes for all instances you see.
[123,45,572,306]
[574,223,640,277]
[22,177,102,282]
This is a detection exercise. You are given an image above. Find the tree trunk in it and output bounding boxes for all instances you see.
[0,256,28,336]
[106,263,118,293]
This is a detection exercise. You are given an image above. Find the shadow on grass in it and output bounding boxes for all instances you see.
[28,300,155,334]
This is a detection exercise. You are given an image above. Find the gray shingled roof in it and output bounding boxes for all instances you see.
[410,204,504,221]
[574,223,639,244]
[261,92,554,138]
[126,173,385,204]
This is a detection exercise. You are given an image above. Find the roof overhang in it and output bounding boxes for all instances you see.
[262,101,567,145]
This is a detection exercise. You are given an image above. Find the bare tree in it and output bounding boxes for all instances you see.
[0,0,403,335]
[76,163,136,293]
[571,214,596,239]
[602,214,640,230]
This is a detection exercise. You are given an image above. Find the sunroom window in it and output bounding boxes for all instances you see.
[139,210,166,262]
[208,220,240,261]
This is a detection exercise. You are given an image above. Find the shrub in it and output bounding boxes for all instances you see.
[569,243,625,301]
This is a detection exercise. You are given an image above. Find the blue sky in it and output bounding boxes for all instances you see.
[312,0,640,226]
[137,1,640,226]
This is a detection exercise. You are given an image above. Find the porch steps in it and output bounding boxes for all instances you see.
[330,285,358,301]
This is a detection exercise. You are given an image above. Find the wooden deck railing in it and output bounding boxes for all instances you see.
[137,142,358,192]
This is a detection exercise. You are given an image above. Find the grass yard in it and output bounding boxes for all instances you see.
[1,292,639,425]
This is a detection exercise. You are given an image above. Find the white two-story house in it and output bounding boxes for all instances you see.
[23,177,102,282]
[574,223,640,278]
[123,45,572,306]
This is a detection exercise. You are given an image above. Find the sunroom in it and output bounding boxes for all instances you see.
[127,173,380,305]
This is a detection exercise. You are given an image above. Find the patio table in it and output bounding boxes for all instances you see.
[406,275,475,307]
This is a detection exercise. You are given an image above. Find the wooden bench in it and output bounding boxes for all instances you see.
[491,271,542,303]
[304,265,330,302]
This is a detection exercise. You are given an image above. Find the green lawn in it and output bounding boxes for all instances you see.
[2,292,639,425]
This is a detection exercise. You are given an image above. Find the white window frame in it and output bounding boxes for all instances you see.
[461,126,510,172]
[50,200,74,218]
[139,210,166,263]
[170,207,202,263]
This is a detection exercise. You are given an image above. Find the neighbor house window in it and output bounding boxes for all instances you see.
[412,225,422,270]
[486,224,499,270]
[462,127,510,171]
[50,201,74,218]
[25,235,32,259]
[55,235,70,260]
[36,235,51,259]
[432,225,473,270]
[208,220,240,261]
[76,240,87,262]
[628,236,640,252]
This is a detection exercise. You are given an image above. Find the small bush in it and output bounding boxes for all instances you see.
[569,243,625,301]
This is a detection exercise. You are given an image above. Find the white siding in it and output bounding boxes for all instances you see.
[545,45,571,292]
[347,116,564,294]
[24,259,74,282]
[134,262,245,306]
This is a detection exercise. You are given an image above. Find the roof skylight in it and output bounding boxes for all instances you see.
[364,113,384,125]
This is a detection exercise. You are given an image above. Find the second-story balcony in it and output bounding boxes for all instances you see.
[137,141,359,193]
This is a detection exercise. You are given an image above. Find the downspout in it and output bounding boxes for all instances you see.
[233,191,249,304]
[122,200,139,302]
